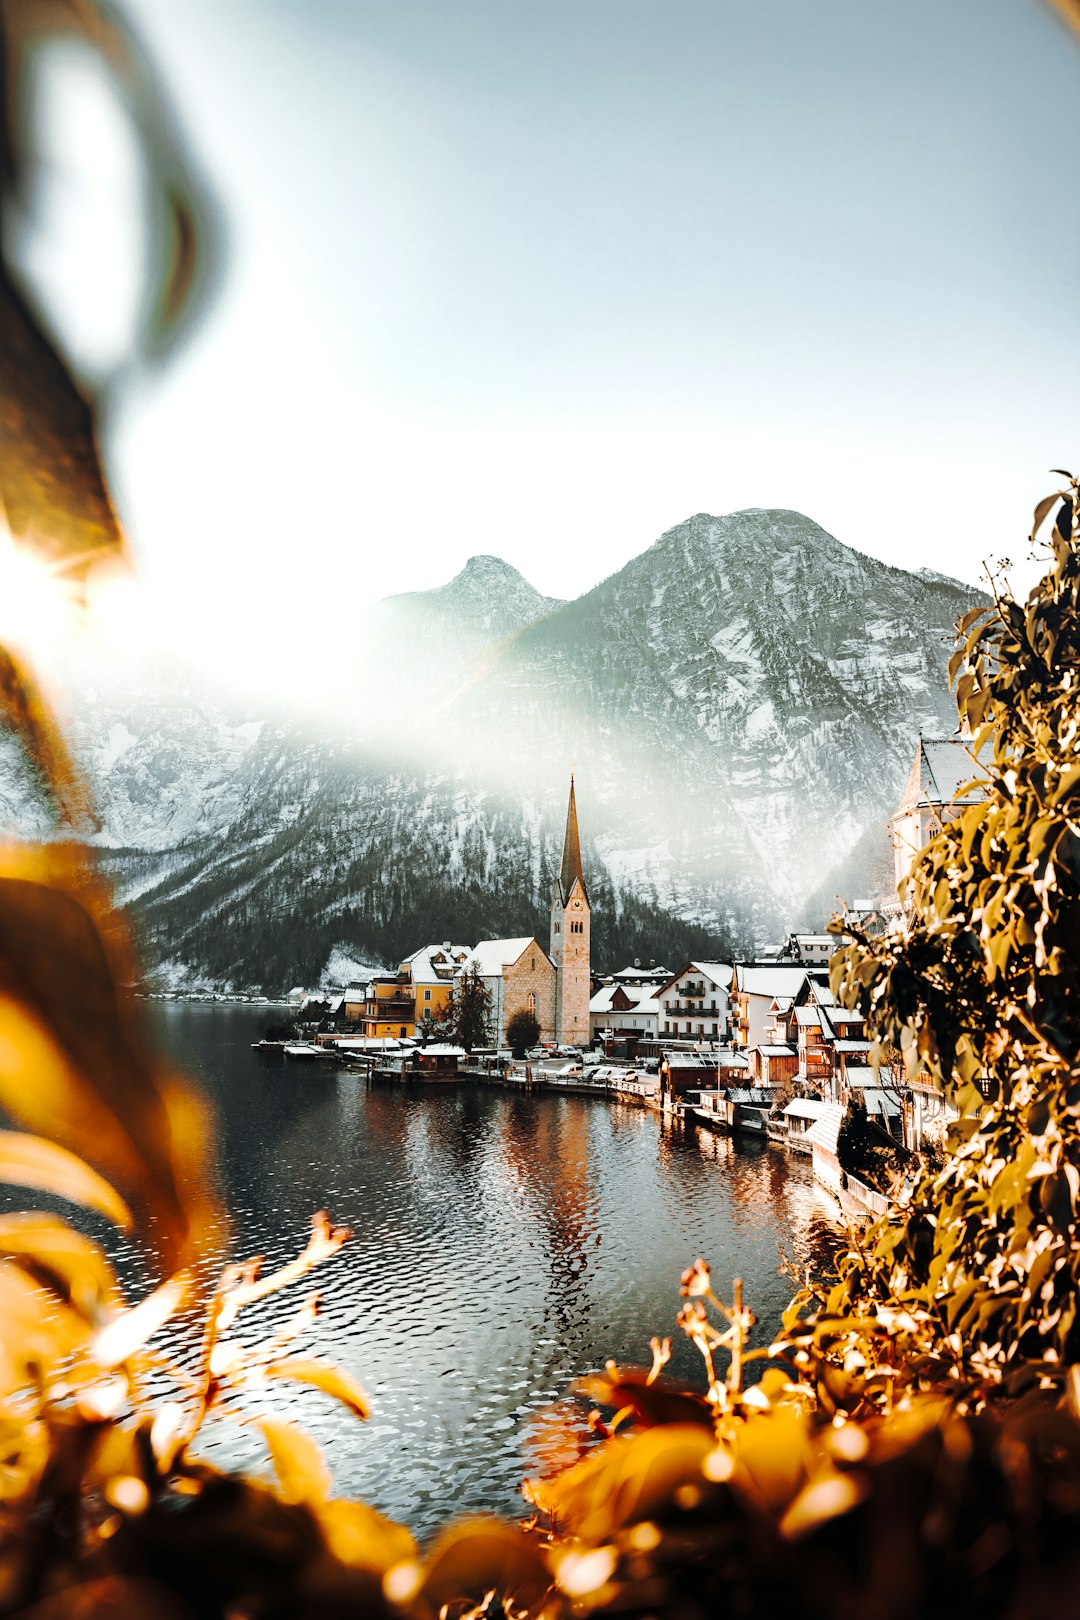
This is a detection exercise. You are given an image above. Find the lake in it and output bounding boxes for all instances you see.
[147,1004,837,1538]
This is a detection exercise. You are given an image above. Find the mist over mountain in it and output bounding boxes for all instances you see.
[0,510,983,990]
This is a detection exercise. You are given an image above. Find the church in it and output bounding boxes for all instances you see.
[464,777,592,1047]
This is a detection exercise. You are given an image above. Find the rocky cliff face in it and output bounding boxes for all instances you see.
[431,509,978,910]
[0,513,981,989]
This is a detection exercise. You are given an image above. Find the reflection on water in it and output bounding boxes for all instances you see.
[149,1005,838,1536]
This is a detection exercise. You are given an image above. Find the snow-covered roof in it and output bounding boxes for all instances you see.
[794,1007,821,1027]
[665,1052,728,1069]
[854,1083,901,1118]
[894,736,988,815]
[402,943,473,984]
[804,1102,845,1155]
[729,1088,775,1106]
[769,996,795,1014]
[845,1064,902,1089]
[784,1098,829,1121]
[835,1038,872,1053]
[465,938,543,977]
[733,965,812,999]
[590,984,659,1015]
[417,1044,467,1057]
[757,1044,797,1057]
[689,961,733,989]
[612,964,672,983]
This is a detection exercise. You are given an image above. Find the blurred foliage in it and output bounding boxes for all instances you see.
[826,474,1080,1396]
[0,0,216,584]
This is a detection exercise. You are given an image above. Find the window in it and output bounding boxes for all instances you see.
[527,992,536,1015]
[424,989,431,1001]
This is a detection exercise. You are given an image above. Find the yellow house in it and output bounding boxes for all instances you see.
[342,984,367,1023]
[400,943,472,1030]
[362,977,416,1040]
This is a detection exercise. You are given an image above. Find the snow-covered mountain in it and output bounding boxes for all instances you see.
[1,512,983,990]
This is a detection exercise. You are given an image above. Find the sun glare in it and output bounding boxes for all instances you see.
[0,535,71,657]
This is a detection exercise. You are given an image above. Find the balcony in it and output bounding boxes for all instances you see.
[373,998,414,1018]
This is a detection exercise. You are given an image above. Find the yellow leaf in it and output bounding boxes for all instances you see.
[420,1518,551,1611]
[0,264,122,580]
[0,846,221,1274]
[779,1468,867,1538]
[255,1416,331,1504]
[525,1424,716,1539]
[0,1212,121,1317]
[92,1273,189,1369]
[264,1356,369,1419]
[317,1499,416,1576]
[0,649,95,830]
[0,1131,130,1228]
[0,1259,89,1397]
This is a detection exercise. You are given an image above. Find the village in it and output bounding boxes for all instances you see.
[268,738,981,1217]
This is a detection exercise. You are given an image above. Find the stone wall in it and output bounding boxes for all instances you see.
[503,947,556,1044]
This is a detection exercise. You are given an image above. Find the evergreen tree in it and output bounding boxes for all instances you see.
[506,1008,540,1058]
[444,965,493,1052]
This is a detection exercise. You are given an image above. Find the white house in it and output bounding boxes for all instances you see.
[656,962,732,1042]
[778,933,836,966]
[589,983,660,1041]
[730,964,824,1050]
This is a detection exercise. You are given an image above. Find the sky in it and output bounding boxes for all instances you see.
[9,0,1080,694]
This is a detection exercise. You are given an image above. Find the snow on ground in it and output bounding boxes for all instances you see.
[320,945,388,989]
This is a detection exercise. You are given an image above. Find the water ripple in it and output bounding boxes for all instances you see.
[128,1006,839,1538]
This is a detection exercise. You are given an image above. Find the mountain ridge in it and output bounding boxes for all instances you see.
[0,509,984,989]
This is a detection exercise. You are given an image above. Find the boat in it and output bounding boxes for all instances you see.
[251,1039,289,1052]
[283,1042,323,1059]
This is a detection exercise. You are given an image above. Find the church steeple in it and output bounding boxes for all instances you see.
[559,774,588,903]
[550,774,591,1046]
